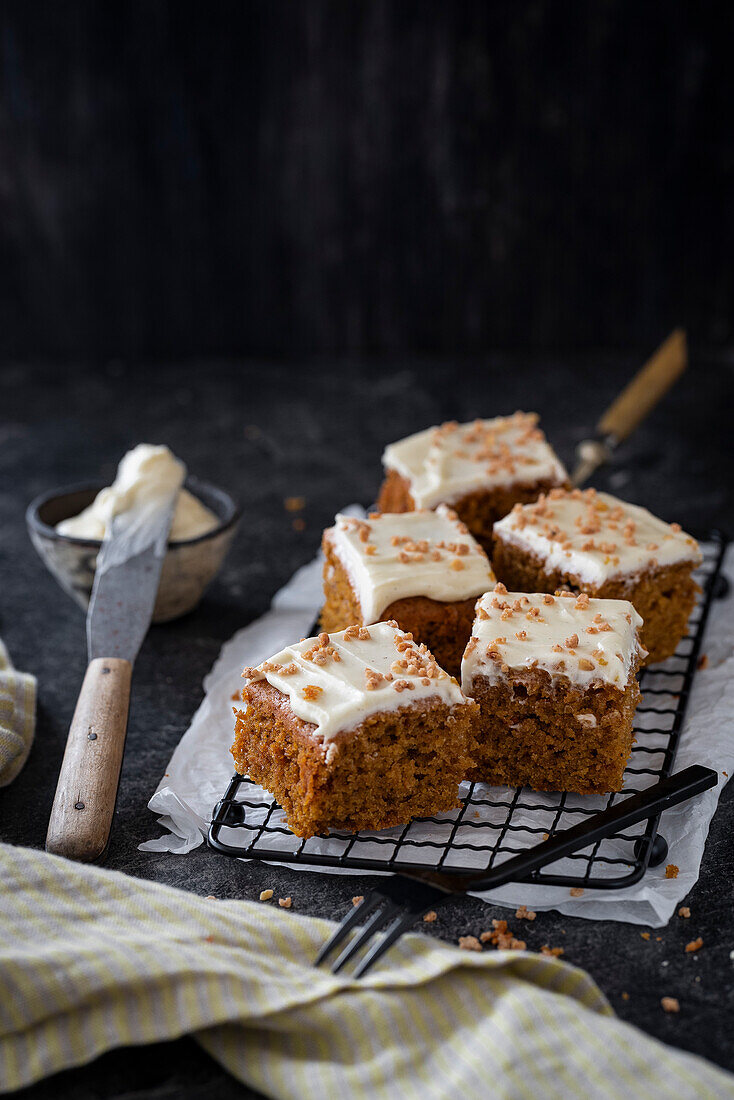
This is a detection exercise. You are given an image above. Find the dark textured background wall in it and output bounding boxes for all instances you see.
[0,0,731,360]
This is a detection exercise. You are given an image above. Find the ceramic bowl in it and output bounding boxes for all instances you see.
[26,477,240,623]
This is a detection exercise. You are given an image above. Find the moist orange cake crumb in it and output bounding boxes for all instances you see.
[461,584,645,793]
[492,488,702,664]
[320,508,494,676]
[377,413,568,551]
[232,621,478,838]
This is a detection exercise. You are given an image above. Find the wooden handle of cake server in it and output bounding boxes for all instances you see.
[598,328,687,443]
[46,658,132,863]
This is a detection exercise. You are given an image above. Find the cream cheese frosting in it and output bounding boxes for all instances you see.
[382,413,567,509]
[243,621,467,742]
[325,506,495,621]
[56,444,219,543]
[493,488,701,586]
[461,584,645,692]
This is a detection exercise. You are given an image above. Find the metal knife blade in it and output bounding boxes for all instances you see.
[87,490,178,662]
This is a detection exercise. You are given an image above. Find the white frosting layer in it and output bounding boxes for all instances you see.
[461,586,645,692]
[382,413,567,509]
[494,488,701,586]
[57,444,219,543]
[326,507,495,621]
[243,621,467,743]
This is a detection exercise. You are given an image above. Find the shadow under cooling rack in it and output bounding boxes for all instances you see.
[208,531,728,890]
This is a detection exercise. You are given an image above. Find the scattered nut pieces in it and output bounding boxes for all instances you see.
[621,992,630,1001]
[665,864,679,879]
[458,935,482,952]
[540,945,564,957]
[477,919,526,951]
[259,889,274,902]
[685,938,703,953]
[678,907,691,919]
[278,897,292,909]
[641,932,650,941]
[204,895,216,900]
[515,905,536,921]
[569,887,584,898]
[423,911,438,922]
[661,997,680,1014]
[352,896,364,907]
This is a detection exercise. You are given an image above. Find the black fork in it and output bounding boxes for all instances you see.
[315,764,717,978]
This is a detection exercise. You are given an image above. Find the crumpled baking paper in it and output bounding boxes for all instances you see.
[141,511,733,927]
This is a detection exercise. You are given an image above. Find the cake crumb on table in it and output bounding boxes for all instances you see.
[278,897,292,909]
[678,906,691,918]
[205,895,216,900]
[570,887,584,897]
[292,517,306,531]
[665,864,679,879]
[459,935,482,952]
[621,992,630,1001]
[515,905,536,921]
[352,896,364,907]
[641,932,650,940]
[697,654,709,670]
[284,496,306,512]
[477,919,526,950]
[685,937,703,953]
[661,997,680,1013]
[541,945,564,957]
[259,889,274,901]
[423,910,438,922]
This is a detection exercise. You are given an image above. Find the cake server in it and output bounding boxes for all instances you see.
[571,328,688,486]
[315,764,717,978]
[46,486,179,863]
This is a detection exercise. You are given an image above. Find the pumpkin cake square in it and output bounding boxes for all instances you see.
[492,488,702,663]
[461,584,645,794]
[320,507,495,676]
[377,413,568,551]
[232,622,478,838]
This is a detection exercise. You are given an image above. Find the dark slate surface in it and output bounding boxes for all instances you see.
[1,355,732,1097]
[1,1,734,359]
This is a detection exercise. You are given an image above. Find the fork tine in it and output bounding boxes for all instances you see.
[331,900,401,974]
[352,909,421,979]
[314,891,383,966]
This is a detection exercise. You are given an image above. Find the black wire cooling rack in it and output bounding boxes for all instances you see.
[208,531,728,890]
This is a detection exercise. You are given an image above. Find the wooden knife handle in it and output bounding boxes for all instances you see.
[598,328,687,443]
[46,657,132,863]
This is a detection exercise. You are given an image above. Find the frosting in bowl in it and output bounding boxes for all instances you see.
[56,444,219,543]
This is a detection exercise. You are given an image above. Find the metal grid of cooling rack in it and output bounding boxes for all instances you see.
[208,532,728,889]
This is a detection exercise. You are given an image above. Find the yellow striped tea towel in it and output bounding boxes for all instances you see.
[1,843,732,1098]
[0,638,36,787]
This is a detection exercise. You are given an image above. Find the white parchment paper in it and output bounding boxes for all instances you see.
[141,515,733,927]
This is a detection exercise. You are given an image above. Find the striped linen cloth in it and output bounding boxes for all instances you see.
[1,844,732,1098]
[0,639,36,788]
